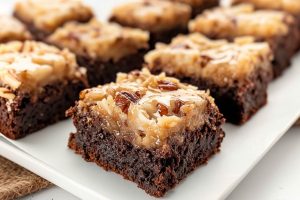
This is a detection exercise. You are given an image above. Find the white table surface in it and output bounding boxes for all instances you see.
[20,127,300,200]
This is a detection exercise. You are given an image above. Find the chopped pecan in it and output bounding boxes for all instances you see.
[173,99,184,114]
[115,91,140,113]
[199,55,212,68]
[157,80,178,91]
[157,103,168,116]
[135,91,143,98]
[138,130,146,138]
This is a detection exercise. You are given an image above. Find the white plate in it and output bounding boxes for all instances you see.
[1,1,300,200]
[16,127,300,200]
[228,127,300,200]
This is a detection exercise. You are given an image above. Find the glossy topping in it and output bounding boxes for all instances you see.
[76,68,217,148]
[145,33,273,86]
[110,0,191,32]
[233,0,300,15]
[48,19,149,62]
[0,15,31,43]
[0,41,85,96]
[189,4,295,38]
[14,0,93,32]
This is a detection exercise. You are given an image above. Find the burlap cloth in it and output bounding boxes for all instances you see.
[0,156,51,200]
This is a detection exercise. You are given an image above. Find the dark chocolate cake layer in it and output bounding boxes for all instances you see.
[0,81,85,139]
[68,102,224,197]
[77,50,146,86]
[173,68,270,124]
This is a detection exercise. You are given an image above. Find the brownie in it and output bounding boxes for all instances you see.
[0,15,32,43]
[109,0,191,47]
[13,0,93,41]
[232,0,300,21]
[232,0,300,47]
[188,4,299,77]
[47,19,149,86]
[67,69,225,197]
[145,34,273,124]
[0,41,87,139]
[164,0,219,17]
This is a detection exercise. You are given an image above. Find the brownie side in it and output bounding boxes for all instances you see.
[150,68,271,125]
[149,27,188,48]
[199,69,271,124]
[13,12,92,41]
[266,19,299,77]
[68,102,225,197]
[296,15,300,50]
[76,50,147,87]
[0,80,85,139]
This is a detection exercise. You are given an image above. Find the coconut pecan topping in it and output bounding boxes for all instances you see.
[77,68,217,148]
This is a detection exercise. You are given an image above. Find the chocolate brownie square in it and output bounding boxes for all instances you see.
[232,0,300,21]
[145,33,273,124]
[232,0,300,47]
[47,19,149,86]
[0,41,87,139]
[13,0,93,41]
[189,4,299,77]
[67,68,225,197]
[165,0,219,17]
[110,0,191,47]
[0,15,32,43]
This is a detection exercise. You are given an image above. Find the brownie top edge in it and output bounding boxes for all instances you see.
[145,33,273,87]
[0,15,32,43]
[13,0,94,32]
[189,4,296,39]
[232,0,300,15]
[0,40,86,99]
[110,0,191,32]
[47,19,150,62]
[71,68,222,148]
